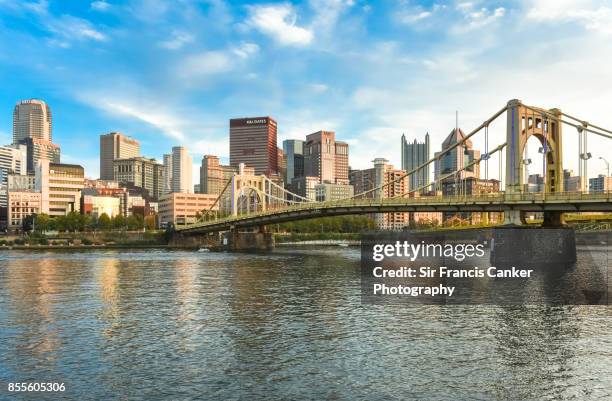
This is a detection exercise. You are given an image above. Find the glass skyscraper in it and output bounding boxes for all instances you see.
[401,133,430,193]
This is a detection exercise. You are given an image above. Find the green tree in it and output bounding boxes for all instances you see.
[127,214,144,230]
[64,211,82,232]
[98,213,112,231]
[113,214,127,230]
[35,213,51,233]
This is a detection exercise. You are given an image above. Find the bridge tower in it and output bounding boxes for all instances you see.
[504,99,564,224]
[230,165,267,216]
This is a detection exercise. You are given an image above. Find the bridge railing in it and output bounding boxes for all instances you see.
[178,191,612,231]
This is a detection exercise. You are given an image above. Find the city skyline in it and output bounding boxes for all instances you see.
[1,1,612,182]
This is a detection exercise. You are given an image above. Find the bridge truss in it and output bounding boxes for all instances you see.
[181,99,612,233]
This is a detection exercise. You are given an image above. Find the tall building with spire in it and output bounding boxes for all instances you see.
[401,133,430,193]
[434,128,480,184]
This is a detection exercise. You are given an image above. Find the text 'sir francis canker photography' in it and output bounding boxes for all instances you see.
[0,1,611,400]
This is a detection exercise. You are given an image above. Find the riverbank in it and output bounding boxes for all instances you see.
[0,244,204,251]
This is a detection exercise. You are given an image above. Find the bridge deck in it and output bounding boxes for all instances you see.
[177,192,612,234]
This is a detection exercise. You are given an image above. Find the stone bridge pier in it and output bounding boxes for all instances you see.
[223,226,274,251]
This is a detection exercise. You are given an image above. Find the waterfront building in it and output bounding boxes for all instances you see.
[171,146,192,193]
[282,139,304,184]
[314,182,354,202]
[99,132,140,180]
[200,155,236,195]
[13,99,52,143]
[81,189,121,218]
[7,191,41,232]
[589,174,612,192]
[229,117,278,176]
[35,159,85,216]
[303,131,350,185]
[158,192,219,226]
[350,158,410,230]
[113,157,165,200]
[401,133,430,193]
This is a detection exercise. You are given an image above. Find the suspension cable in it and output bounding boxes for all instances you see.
[394,143,507,198]
[347,104,509,200]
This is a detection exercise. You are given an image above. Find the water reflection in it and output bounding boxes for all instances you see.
[0,249,610,400]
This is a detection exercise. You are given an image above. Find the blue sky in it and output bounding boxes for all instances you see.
[1,0,612,182]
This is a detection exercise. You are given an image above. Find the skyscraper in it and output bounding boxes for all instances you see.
[401,133,430,193]
[200,155,236,195]
[282,139,304,183]
[13,99,52,143]
[434,128,480,185]
[303,131,349,184]
[13,99,60,173]
[229,117,278,176]
[100,132,140,180]
[334,141,349,185]
[0,144,27,208]
[349,158,410,230]
[171,146,192,193]
[163,154,172,194]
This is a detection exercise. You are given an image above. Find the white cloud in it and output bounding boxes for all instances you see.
[180,51,231,78]
[232,42,260,59]
[455,5,506,32]
[78,92,187,141]
[309,0,353,33]
[53,15,107,41]
[399,11,432,24]
[245,3,313,46]
[90,1,110,11]
[159,30,194,50]
[526,0,612,34]
[12,2,108,44]
[396,3,446,25]
[310,83,328,93]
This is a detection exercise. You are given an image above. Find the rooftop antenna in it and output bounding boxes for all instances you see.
[455,110,458,134]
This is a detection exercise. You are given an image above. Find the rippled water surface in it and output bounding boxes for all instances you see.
[1,248,611,400]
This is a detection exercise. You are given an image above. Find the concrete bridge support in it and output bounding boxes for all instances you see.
[542,211,565,228]
[223,228,274,251]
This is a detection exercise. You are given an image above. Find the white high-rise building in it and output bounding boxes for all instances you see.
[171,146,192,193]
[0,144,27,207]
[13,99,52,143]
[163,153,173,194]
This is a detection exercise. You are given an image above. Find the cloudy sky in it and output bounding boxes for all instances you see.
[1,0,611,183]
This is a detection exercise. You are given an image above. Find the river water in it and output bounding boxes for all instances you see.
[1,248,611,400]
